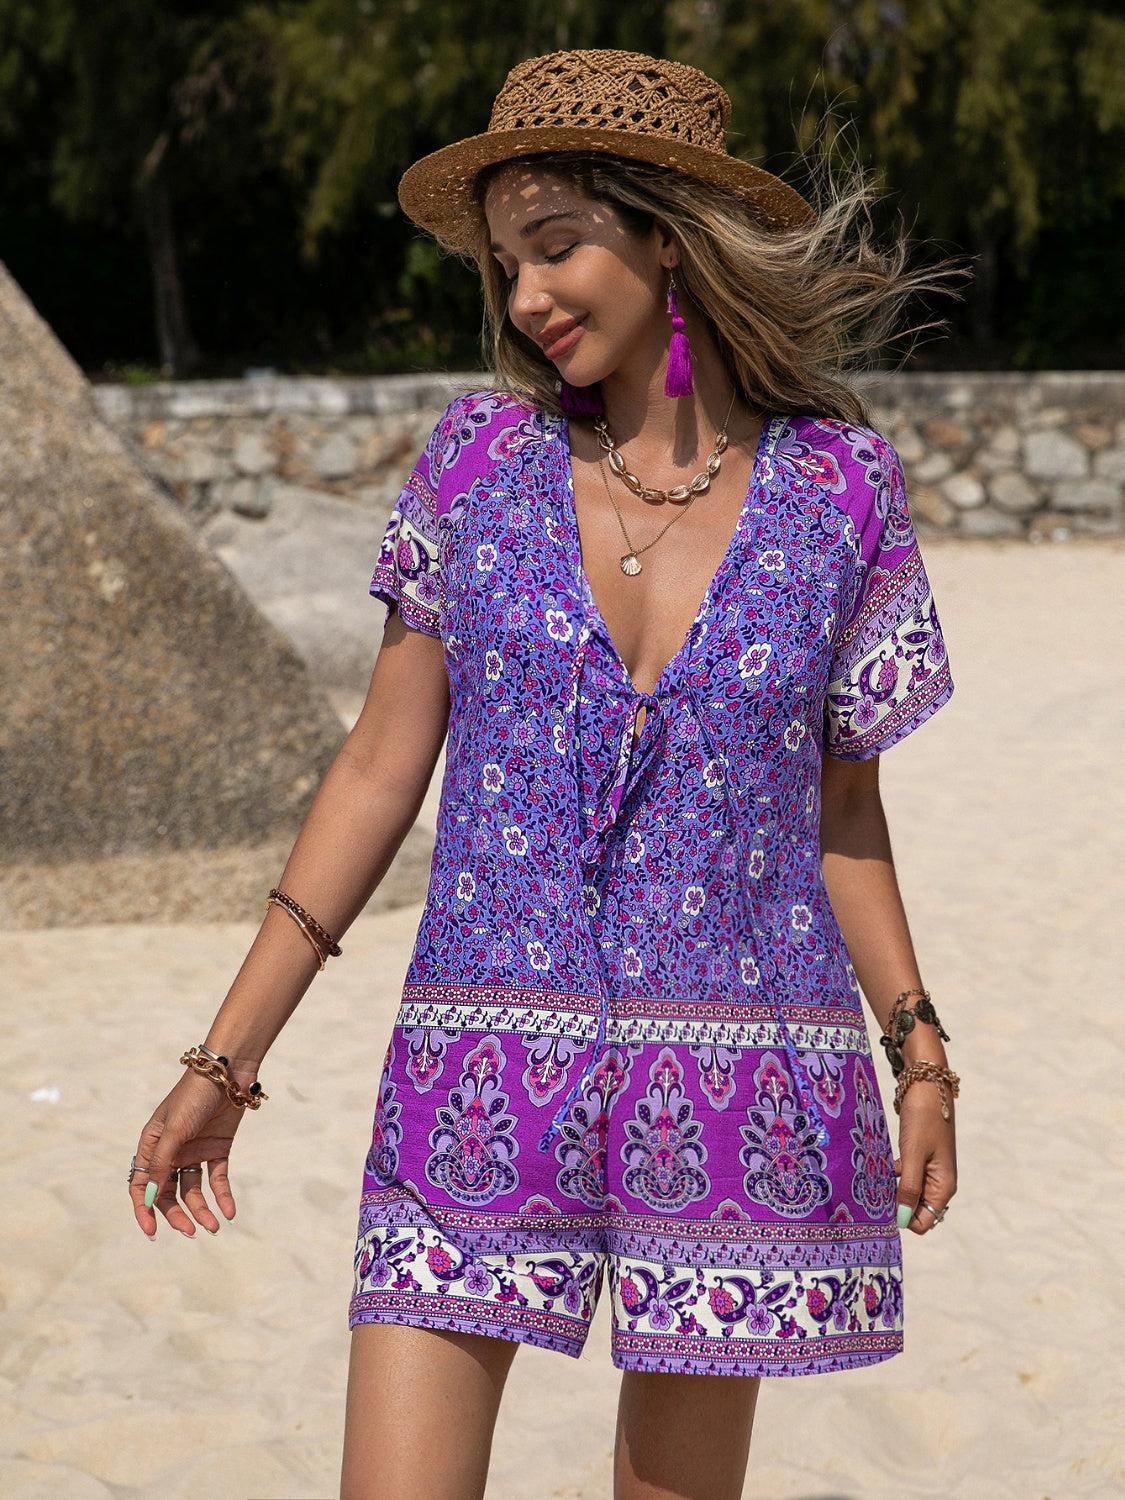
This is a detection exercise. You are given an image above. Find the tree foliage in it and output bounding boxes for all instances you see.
[0,0,1120,374]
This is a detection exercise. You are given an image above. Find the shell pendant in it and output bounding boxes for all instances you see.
[620,553,642,576]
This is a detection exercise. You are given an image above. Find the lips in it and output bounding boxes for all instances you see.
[537,315,587,356]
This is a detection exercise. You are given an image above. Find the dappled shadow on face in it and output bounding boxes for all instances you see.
[481,161,663,385]
[483,161,631,267]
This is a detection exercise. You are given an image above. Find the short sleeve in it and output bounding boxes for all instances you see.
[368,407,452,638]
[823,435,954,760]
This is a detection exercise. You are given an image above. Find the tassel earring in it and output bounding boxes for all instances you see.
[558,377,605,417]
[664,269,695,398]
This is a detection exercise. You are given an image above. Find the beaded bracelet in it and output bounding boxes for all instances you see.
[266,887,343,970]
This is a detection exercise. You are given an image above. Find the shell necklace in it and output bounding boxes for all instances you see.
[592,388,738,576]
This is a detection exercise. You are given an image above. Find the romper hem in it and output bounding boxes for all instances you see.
[348,1291,587,1361]
[609,1333,903,1378]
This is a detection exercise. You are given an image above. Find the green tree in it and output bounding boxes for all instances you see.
[0,0,279,375]
[1,0,1120,372]
[700,0,1125,361]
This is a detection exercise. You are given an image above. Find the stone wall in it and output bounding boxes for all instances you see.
[92,370,1125,540]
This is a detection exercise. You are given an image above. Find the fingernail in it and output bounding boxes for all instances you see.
[144,1181,158,1208]
[897,1203,914,1229]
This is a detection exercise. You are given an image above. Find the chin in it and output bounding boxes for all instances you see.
[557,361,603,387]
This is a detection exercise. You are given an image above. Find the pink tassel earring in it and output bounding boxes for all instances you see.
[664,269,695,398]
[558,378,605,417]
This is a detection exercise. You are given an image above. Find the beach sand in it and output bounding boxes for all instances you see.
[2,537,1123,1498]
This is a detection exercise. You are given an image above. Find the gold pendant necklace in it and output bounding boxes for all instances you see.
[593,389,738,576]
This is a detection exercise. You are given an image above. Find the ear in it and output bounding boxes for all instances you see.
[652,217,679,266]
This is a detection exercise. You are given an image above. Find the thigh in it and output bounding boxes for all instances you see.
[340,1321,520,1500]
[613,1368,761,1500]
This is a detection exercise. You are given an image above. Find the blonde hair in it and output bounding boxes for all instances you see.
[442,120,973,429]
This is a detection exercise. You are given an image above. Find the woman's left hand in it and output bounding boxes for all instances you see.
[894,1084,957,1235]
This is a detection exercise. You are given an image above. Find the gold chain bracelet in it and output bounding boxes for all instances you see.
[179,1046,269,1110]
[893,1059,960,1121]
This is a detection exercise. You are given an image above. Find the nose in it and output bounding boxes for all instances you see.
[507,271,553,324]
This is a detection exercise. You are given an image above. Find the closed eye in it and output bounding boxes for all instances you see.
[499,245,577,284]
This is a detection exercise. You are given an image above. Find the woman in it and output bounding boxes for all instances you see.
[128,49,966,1500]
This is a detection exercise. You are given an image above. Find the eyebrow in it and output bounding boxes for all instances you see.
[489,210,589,254]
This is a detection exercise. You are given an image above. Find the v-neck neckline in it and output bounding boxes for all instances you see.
[557,405,779,700]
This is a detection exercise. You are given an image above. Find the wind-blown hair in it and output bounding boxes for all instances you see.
[446,119,972,429]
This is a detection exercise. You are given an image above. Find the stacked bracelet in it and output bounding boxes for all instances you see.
[266,886,343,970]
[879,987,959,1121]
[879,987,951,1077]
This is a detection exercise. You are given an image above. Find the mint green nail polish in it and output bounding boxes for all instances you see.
[145,1181,158,1208]
[897,1203,914,1229]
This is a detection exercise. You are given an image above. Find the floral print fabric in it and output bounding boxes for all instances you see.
[350,388,954,1376]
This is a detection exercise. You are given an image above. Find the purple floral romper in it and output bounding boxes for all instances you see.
[348,387,954,1377]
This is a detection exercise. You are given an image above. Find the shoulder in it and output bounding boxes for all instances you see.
[429,387,547,514]
[775,412,903,551]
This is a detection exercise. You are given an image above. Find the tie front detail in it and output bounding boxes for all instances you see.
[538,621,670,1152]
[576,688,667,868]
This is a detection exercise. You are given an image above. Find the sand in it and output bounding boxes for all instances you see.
[2,537,1123,1499]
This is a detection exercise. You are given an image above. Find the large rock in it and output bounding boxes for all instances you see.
[0,263,428,928]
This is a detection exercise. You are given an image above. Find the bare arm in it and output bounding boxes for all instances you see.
[820,750,958,1231]
[202,607,450,1076]
[819,752,948,1071]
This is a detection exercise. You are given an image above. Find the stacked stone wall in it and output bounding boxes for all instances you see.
[93,370,1125,540]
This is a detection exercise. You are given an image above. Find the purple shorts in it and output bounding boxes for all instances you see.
[348,995,905,1378]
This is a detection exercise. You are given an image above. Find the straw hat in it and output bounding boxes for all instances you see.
[397,48,816,253]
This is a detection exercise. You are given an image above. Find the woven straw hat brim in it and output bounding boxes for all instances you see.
[397,125,816,254]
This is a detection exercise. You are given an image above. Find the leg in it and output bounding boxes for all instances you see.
[612,1369,762,1500]
[340,1322,520,1500]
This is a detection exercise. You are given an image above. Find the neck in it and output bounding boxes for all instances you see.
[593,295,752,459]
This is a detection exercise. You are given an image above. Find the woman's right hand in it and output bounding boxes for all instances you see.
[129,1066,254,1238]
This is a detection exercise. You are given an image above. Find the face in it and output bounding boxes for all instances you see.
[484,163,674,386]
